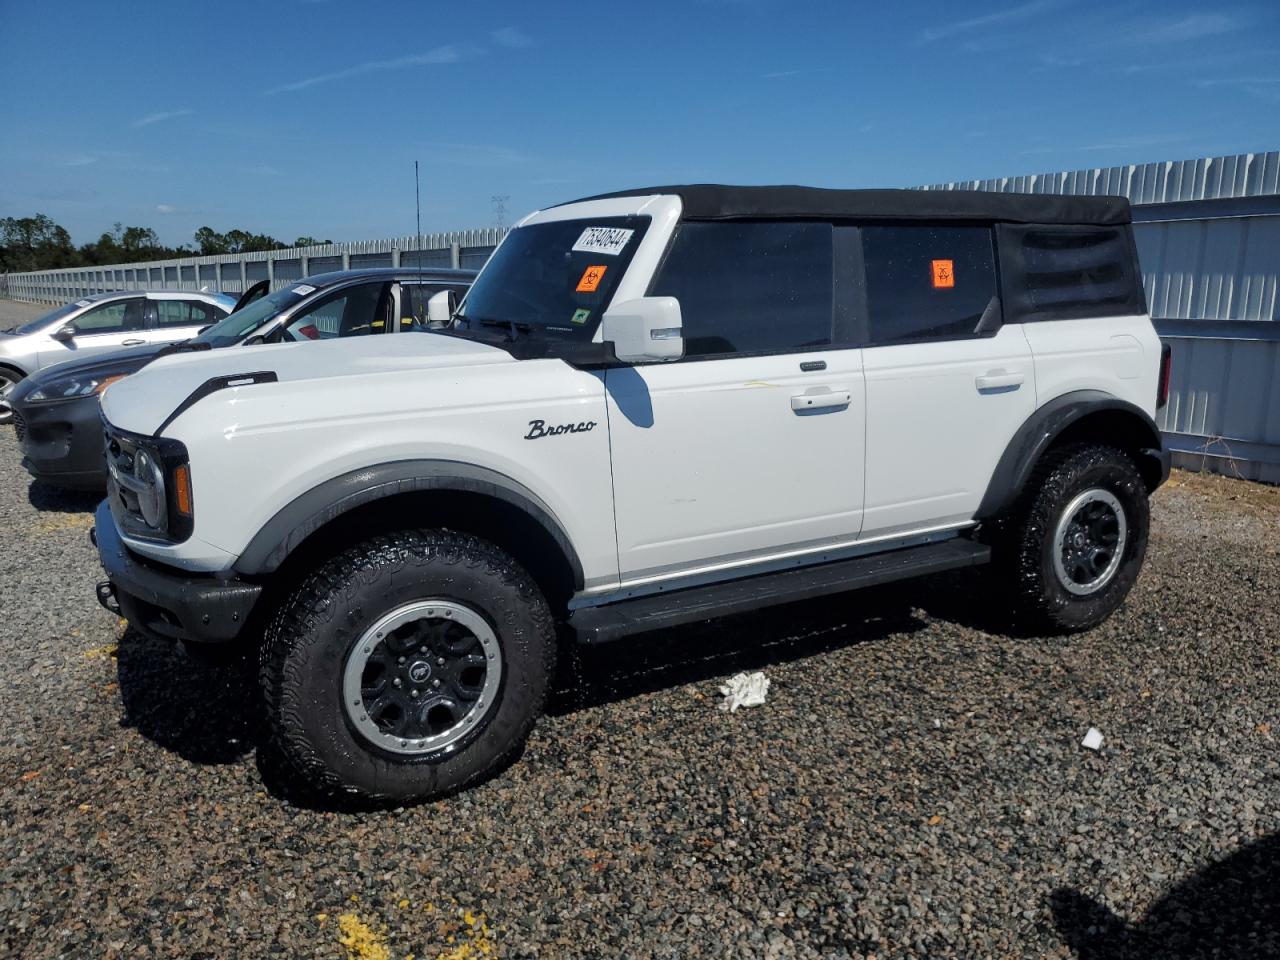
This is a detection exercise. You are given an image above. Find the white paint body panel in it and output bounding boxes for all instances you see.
[100,334,619,583]
[861,324,1036,537]
[606,348,865,585]
[1020,314,1161,418]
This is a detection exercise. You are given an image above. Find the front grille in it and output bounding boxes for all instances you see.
[12,409,25,443]
[105,428,149,532]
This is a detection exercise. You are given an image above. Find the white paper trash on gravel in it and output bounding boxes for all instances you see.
[718,671,770,713]
[1081,727,1105,751]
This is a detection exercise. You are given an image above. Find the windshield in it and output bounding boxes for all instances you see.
[12,302,82,335]
[456,216,649,341]
[191,286,307,348]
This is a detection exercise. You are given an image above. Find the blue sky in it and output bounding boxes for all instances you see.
[1,0,1277,247]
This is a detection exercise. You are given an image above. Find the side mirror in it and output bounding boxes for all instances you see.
[426,289,457,329]
[51,324,76,343]
[600,297,683,363]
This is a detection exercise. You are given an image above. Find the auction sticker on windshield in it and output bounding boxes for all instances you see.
[576,265,607,293]
[572,226,634,256]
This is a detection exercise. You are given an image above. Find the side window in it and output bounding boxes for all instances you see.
[861,226,999,345]
[282,282,389,341]
[998,224,1144,322]
[400,283,468,331]
[188,300,222,325]
[154,300,217,328]
[73,298,145,334]
[649,221,833,358]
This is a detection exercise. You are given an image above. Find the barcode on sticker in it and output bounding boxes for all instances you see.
[292,284,316,295]
[572,227,634,256]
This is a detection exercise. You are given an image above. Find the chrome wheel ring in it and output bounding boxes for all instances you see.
[342,600,502,757]
[0,373,16,424]
[1053,488,1128,596]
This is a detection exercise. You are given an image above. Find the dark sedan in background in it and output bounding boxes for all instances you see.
[10,267,474,490]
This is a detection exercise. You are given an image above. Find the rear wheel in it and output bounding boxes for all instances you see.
[259,529,554,805]
[999,443,1149,633]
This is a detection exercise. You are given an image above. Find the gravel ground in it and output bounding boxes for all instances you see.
[1,296,1279,959]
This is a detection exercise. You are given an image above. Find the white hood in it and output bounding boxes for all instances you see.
[100,332,514,437]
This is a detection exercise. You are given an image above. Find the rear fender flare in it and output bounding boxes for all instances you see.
[977,390,1164,521]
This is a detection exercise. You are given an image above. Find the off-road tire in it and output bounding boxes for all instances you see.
[999,443,1149,634]
[259,530,555,806]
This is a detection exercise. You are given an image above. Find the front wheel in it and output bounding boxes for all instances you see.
[259,530,555,805]
[0,368,22,425]
[999,443,1150,633]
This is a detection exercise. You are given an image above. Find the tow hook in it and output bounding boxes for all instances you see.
[96,580,121,616]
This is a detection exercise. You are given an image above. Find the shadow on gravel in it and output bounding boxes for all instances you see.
[1050,832,1280,959]
[111,567,1008,809]
[115,627,262,764]
[548,569,1002,715]
[27,480,101,514]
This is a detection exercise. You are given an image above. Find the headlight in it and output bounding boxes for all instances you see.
[28,373,125,403]
[134,448,167,529]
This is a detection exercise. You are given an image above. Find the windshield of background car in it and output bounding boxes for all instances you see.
[191,286,307,348]
[12,302,81,335]
[455,216,649,341]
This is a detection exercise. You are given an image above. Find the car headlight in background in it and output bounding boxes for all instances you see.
[27,373,125,403]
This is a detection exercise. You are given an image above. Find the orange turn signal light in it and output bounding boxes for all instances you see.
[173,464,193,517]
[95,375,126,396]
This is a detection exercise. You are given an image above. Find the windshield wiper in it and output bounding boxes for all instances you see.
[473,318,535,342]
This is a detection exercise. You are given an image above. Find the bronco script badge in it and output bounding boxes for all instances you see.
[525,419,597,439]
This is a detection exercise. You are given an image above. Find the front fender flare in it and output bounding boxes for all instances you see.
[233,459,584,588]
[976,390,1165,521]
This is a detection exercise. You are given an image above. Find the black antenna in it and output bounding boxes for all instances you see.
[414,160,423,274]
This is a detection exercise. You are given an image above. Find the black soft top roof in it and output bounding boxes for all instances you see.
[571,184,1130,227]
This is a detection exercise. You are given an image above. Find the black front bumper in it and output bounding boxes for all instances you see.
[92,500,261,644]
[14,394,108,490]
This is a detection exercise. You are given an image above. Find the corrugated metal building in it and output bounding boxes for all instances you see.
[923,151,1280,482]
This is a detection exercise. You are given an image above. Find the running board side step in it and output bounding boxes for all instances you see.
[570,538,991,645]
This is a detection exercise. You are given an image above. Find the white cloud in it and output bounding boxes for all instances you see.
[1136,13,1241,44]
[918,0,1061,44]
[265,47,463,94]
[57,154,98,168]
[491,26,533,48]
[132,109,194,128]
[156,204,176,214]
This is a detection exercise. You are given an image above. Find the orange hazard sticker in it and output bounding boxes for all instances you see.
[931,259,955,289]
[576,265,607,293]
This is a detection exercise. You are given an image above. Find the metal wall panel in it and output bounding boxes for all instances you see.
[1136,217,1280,323]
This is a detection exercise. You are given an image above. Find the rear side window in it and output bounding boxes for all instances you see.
[860,226,999,345]
[155,300,222,328]
[649,221,833,357]
[998,224,1145,322]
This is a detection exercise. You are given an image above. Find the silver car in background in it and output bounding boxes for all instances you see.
[0,289,236,422]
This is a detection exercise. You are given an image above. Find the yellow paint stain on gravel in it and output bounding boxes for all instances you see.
[336,913,392,960]
[31,512,94,534]
[83,643,118,659]
[433,910,497,960]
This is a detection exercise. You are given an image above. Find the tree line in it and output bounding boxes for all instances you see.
[0,213,331,272]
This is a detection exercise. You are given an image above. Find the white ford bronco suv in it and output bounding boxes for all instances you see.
[93,185,1171,804]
